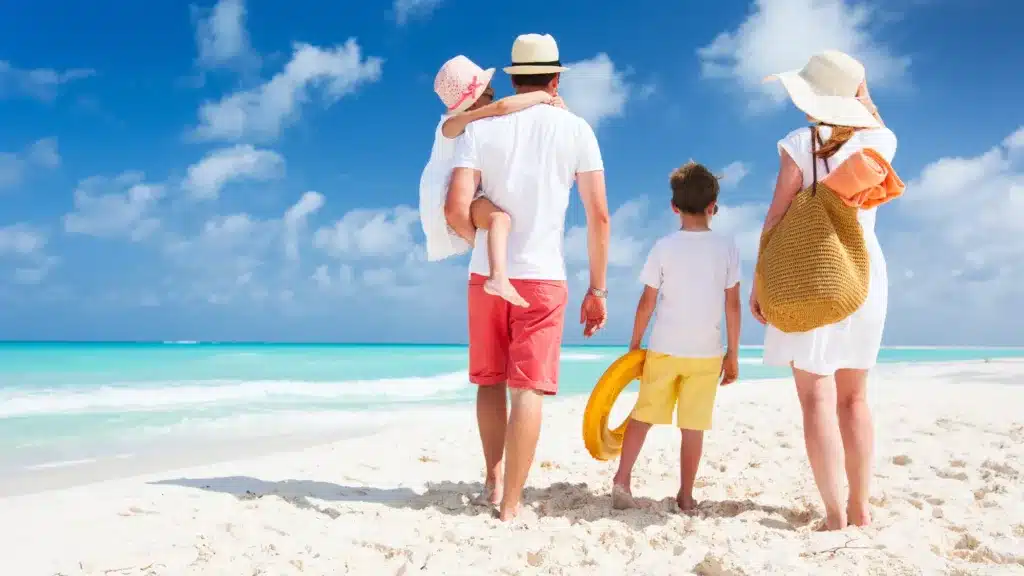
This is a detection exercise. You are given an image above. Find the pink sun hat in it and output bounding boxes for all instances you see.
[434,55,495,114]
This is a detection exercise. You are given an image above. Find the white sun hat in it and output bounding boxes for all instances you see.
[765,50,880,129]
[502,33,569,75]
[434,55,496,114]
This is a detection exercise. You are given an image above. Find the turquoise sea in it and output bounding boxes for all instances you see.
[1,342,1023,475]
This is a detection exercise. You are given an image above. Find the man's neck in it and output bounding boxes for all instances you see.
[679,214,711,231]
[515,87,554,96]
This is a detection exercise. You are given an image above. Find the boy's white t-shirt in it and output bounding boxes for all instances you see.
[639,230,741,358]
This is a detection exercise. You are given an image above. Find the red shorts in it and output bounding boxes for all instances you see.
[467,274,568,395]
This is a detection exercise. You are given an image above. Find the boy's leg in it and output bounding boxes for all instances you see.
[674,357,724,512]
[469,197,528,308]
[613,352,678,509]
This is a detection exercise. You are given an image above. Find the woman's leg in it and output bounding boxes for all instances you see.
[793,368,847,530]
[835,368,874,526]
[469,197,528,308]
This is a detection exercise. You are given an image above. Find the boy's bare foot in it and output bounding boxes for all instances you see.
[612,484,639,510]
[484,277,529,308]
[676,491,698,513]
[847,501,872,527]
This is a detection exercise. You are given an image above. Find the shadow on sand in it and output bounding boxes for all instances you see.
[149,476,818,530]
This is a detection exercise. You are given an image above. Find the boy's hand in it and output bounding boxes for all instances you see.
[628,340,641,351]
[721,349,739,385]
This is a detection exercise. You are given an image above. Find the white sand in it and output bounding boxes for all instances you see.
[1,360,1022,575]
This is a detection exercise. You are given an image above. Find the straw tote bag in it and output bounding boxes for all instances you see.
[754,126,870,333]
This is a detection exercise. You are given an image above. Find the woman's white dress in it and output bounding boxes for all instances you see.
[762,125,898,376]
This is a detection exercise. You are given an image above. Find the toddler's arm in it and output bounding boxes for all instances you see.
[441,91,555,139]
[628,286,658,350]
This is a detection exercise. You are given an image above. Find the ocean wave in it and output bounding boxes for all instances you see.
[0,372,468,418]
[562,353,607,361]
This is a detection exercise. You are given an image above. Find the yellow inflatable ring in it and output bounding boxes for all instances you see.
[582,349,646,461]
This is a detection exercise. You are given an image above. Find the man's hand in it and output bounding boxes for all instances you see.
[580,292,607,338]
[721,348,739,385]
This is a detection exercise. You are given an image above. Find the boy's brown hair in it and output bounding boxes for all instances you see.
[669,161,720,214]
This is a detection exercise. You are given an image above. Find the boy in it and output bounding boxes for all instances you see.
[611,161,742,512]
[420,55,564,308]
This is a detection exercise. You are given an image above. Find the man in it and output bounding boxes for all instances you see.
[445,33,611,522]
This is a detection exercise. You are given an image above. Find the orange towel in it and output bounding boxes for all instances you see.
[821,148,905,209]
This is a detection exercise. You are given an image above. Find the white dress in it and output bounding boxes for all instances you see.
[762,125,898,376]
[418,116,472,262]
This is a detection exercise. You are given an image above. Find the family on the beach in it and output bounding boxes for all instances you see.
[419,33,902,530]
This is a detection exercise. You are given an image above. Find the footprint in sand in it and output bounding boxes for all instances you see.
[980,460,1019,479]
[934,467,969,482]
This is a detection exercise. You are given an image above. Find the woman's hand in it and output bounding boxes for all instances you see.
[749,288,766,325]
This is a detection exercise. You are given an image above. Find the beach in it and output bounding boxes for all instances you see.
[1,359,1021,575]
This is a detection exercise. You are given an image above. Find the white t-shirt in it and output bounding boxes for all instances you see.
[639,230,741,358]
[418,116,472,262]
[451,105,604,280]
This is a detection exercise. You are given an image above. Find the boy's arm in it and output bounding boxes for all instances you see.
[725,284,741,352]
[441,91,554,139]
[629,286,658,350]
[722,240,742,384]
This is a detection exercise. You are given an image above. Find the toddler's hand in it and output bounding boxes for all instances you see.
[721,349,739,385]
[548,96,568,110]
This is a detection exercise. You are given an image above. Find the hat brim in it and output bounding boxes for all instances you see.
[768,71,880,129]
[503,64,569,74]
[448,67,496,114]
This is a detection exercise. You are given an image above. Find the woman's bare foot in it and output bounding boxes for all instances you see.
[847,501,872,527]
[612,484,638,510]
[484,277,529,308]
[676,491,698,513]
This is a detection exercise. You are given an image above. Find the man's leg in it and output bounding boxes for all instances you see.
[499,278,567,521]
[467,274,511,505]
[499,387,543,520]
[476,383,507,505]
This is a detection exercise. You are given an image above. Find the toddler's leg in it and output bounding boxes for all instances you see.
[677,429,704,511]
[470,197,528,308]
[611,418,652,509]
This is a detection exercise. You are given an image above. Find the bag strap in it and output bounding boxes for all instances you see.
[809,126,832,196]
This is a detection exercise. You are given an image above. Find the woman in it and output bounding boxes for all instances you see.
[750,50,895,531]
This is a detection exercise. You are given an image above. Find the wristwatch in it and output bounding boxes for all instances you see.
[588,287,608,298]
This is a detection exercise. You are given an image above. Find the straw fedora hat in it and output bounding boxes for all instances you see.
[765,50,880,129]
[503,33,569,75]
[434,55,495,114]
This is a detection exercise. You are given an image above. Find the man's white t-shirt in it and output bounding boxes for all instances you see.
[639,230,741,358]
[451,105,604,280]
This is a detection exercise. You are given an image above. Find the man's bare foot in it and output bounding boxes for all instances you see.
[676,491,698,513]
[814,514,848,531]
[483,277,529,308]
[612,484,638,510]
[847,501,872,527]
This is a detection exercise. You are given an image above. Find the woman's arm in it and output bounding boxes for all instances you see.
[761,148,804,233]
[441,91,554,139]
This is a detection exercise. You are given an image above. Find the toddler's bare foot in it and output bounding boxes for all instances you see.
[612,484,639,510]
[484,277,529,308]
[676,491,698,513]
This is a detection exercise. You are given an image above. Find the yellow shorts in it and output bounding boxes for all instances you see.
[631,352,723,430]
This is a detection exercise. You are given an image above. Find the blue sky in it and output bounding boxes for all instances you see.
[0,0,1021,345]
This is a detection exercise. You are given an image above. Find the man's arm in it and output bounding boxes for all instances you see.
[576,170,610,292]
[445,167,480,243]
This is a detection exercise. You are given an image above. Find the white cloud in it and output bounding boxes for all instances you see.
[282,191,325,261]
[697,0,910,110]
[559,53,632,129]
[565,198,651,268]
[393,0,443,25]
[313,205,419,258]
[0,61,94,101]
[192,39,383,143]
[63,172,164,240]
[193,0,259,72]
[182,144,284,200]
[719,161,750,189]
[0,138,62,189]
[0,223,55,285]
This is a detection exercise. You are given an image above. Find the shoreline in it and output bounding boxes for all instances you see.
[0,360,1022,574]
